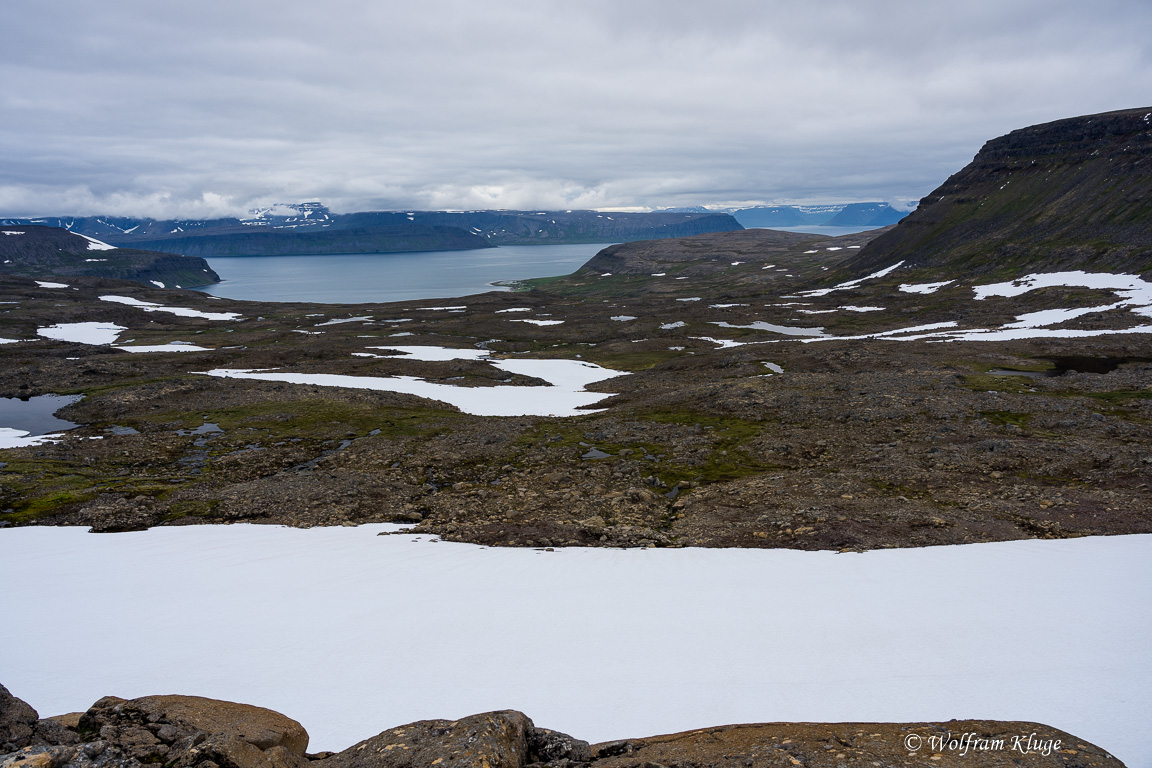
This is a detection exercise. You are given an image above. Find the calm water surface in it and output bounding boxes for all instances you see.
[0,394,81,435]
[195,243,613,303]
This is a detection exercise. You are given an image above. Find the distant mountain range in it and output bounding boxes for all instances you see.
[0,225,218,287]
[729,202,911,229]
[0,208,743,258]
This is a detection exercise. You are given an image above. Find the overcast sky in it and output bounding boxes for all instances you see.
[2,0,1150,218]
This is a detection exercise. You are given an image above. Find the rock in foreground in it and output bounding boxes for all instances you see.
[0,685,1126,768]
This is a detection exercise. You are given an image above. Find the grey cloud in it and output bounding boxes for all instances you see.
[2,0,1151,217]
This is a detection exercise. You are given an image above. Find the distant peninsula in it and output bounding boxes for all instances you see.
[0,225,218,288]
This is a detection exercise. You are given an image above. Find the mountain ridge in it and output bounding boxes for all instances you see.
[842,106,1152,279]
[2,209,744,255]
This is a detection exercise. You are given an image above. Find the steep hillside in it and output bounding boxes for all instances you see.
[847,106,1152,278]
[0,225,219,287]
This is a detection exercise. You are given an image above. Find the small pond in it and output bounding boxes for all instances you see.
[0,394,82,436]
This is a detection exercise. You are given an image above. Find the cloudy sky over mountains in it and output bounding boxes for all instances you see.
[3,0,1151,218]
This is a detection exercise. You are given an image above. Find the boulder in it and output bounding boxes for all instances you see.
[320,711,533,768]
[77,694,309,768]
[1,685,79,753]
[588,720,1123,768]
[0,684,41,752]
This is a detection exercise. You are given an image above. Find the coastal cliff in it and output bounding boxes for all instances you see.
[0,226,219,288]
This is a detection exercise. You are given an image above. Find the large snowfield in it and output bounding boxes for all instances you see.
[1,525,1148,765]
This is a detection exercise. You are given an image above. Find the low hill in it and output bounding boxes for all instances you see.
[0,225,219,287]
[846,106,1152,278]
[521,226,893,297]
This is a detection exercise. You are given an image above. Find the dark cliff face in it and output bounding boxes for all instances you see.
[0,225,220,287]
[847,106,1152,278]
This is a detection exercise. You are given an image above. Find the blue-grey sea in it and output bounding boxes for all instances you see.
[194,243,613,303]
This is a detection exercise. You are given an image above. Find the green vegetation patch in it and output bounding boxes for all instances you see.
[960,373,1036,394]
[150,400,461,441]
[634,411,784,485]
[980,410,1033,428]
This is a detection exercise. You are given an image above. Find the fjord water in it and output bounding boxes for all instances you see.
[194,243,613,303]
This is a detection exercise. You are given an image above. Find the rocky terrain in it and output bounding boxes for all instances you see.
[1,106,1150,549]
[0,685,1125,768]
[0,226,219,289]
[1,238,1150,550]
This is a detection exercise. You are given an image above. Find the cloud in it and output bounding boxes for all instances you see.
[2,0,1151,217]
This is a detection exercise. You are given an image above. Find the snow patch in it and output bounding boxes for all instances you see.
[0,427,65,449]
[198,354,625,418]
[99,296,241,321]
[899,280,954,294]
[800,262,905,297]
[115,343,214,353]
[79,234,117,251]
[37,322,126,345]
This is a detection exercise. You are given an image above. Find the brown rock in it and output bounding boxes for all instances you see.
[1,685,78,752]
[0,684,41,752]
[320,711,532,768]
[589,720,1122,768]
[76,694,308,768]
[80,695,307,756]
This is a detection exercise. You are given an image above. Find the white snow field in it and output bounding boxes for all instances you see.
[0,525,1147,765]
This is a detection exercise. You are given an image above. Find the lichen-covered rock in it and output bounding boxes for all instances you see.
[526,727,591,764]
[0,684,42,752]
[320,711,533,768]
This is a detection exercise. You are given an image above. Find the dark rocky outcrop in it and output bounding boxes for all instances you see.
[1,684,78,753]
[319,711,535,768]
[0,226,219,288]
[846,106,1152,279]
